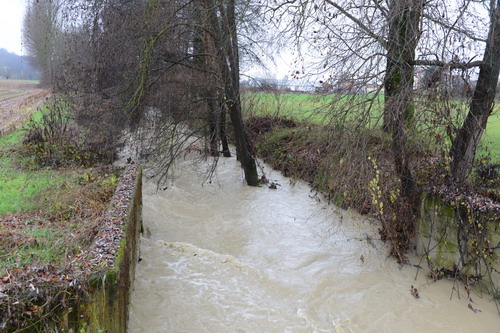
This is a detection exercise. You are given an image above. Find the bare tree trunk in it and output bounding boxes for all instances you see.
[450,1,500,182]
[208,97,220,156]
[195,0,226,158]
[383,0,424,197]
[220,104,231,157]
[212,0,258,185]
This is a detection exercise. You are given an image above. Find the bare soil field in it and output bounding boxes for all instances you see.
[0,80,49,136]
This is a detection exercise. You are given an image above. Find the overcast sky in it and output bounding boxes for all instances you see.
[0,0,27,55]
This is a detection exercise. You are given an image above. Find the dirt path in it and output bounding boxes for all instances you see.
[0,80,50,136]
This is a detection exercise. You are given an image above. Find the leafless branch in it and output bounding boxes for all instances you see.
[324,0,388,50]
[411,59,483,69]
[423,13,487,43]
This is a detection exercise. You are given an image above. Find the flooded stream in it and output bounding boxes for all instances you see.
[128,155,499,332]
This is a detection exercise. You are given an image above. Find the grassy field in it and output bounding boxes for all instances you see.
[481,106,500,161]
[242,92,383,124]
[242,92,500,162]
[0,127,74,272]
[0,108,66,214]
[0,131,67,214]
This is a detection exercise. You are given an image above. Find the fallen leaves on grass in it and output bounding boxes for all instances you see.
[0,165,138,296]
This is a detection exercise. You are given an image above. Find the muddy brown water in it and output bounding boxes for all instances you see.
[128,155,499,332]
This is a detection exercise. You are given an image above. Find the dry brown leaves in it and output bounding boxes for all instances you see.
[0,165,139,296]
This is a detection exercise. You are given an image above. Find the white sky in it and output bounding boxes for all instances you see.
[0,0,27,55]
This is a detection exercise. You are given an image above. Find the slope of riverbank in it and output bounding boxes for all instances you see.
[245,115,499,303]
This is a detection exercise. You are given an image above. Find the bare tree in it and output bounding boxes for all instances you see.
[56,0,258,185]
[382,0,425,197]
[26,0,497,188]
[449,0,500,181]
[209,0,259,185]
[23,0,63,86]
[265,0,424,196]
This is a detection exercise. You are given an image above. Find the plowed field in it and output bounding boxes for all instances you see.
[0,80,49,136]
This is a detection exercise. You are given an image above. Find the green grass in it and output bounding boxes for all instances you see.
[0,103,77,214]
[0,126,74,274]
[242,92,384,124]
[0,227,75,274]
[0,129,22,146]
[479,108,500,162]
[0,98,121,277]
[242,92,500,162]
[0,130,68,214]
[0,108,44,146]
[0,97,110,215]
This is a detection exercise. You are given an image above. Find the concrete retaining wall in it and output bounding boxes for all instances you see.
[51,166,142,332]
[415,192,499,294]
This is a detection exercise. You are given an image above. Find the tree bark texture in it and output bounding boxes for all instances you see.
[220,105,231,157]
[383,0,425,197]
[450,1,500,182]
[208,97,220,156]
[194,2,222,157]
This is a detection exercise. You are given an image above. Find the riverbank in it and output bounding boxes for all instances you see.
[241,92,500,163]
[0,98,142,331]
[245,115,500,302]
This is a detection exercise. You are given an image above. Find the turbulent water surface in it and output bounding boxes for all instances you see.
[128,155,499,332]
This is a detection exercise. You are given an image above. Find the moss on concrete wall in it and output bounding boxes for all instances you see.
[63,166,143,332]
[18,166,143,333]
[415,192,499,295]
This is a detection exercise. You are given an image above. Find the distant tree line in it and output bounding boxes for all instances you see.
[0,49,39,80]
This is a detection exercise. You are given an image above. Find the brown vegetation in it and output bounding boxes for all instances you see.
[0,80,49,136]
[0,165,139,331]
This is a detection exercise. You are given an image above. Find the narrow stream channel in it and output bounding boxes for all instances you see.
[128,155,500,332]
